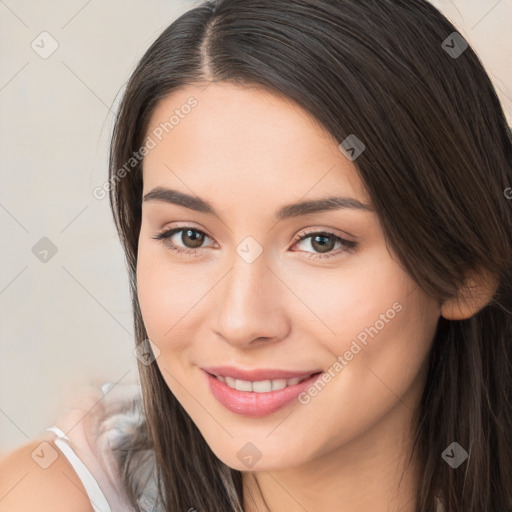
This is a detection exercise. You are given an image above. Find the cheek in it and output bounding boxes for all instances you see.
[136,247,198,398]
[288,263,440,456]
[317,260,440,415]
[136,239,215,353]
[295,249,440,382]
[279,249,411,347]
[136,240,185,344]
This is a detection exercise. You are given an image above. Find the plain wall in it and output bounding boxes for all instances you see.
[1,0,511,455]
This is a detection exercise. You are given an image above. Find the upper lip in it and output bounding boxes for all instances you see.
[202,366,323,381]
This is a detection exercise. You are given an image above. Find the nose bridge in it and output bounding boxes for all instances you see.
[225,252,268,310]
[213,246,289,346]
[222,249,273,321]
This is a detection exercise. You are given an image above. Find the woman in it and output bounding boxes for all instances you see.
[1,0,511,511]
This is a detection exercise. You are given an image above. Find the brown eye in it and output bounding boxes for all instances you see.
[153,226,358,260]
[179,229,205,249]
[309,234,337,253]
[153,227,215,256]
[291,230,358,260]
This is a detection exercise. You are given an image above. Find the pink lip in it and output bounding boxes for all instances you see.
[202,369,323,417]
[201,365,322,381]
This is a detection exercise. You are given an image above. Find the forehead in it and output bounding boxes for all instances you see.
[142,82,371,208]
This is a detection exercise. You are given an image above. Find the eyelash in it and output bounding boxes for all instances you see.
[152,226,358,261]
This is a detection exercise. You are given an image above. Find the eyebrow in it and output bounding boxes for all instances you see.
[143,186,374,220]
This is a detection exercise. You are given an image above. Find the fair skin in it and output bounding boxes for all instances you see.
[0,433,95,512]
[0,84,497,512]
[136,82,496,512]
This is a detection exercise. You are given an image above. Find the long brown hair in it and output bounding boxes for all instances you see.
[108,0,512,510]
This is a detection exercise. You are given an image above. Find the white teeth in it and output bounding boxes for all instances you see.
[252,380,272,392]
[217,374,312,393]
[235,379,253,392]
[271,379,287,391]
[225,376,236,388]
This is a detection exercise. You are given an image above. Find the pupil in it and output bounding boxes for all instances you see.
[312,234,334,253]
[184,229,204,248]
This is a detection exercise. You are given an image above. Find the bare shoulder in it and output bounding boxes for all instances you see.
[0,432,94,512]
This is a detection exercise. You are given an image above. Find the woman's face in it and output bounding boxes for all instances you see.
[136,82,442,471]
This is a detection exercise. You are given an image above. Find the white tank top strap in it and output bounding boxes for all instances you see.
[45,426,112,512]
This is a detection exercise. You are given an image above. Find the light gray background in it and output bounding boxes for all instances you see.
[1,0,511,455]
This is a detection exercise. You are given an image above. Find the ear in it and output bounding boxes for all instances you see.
[440,267,500,320]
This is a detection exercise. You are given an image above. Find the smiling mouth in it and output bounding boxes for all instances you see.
[203,369,325,417]
[206,371,323,393]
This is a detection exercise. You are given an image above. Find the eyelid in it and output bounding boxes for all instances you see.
[156,223,356,243]
[291,226,357,244]
[153,223,359,262]
[155,224,217,248]
[289,228,358,260]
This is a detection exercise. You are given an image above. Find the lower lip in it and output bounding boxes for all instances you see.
[203,370,323,417]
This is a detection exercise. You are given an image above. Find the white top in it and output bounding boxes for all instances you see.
[44,381,162,512]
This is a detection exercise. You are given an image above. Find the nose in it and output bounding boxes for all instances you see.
[212,255,291,349]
